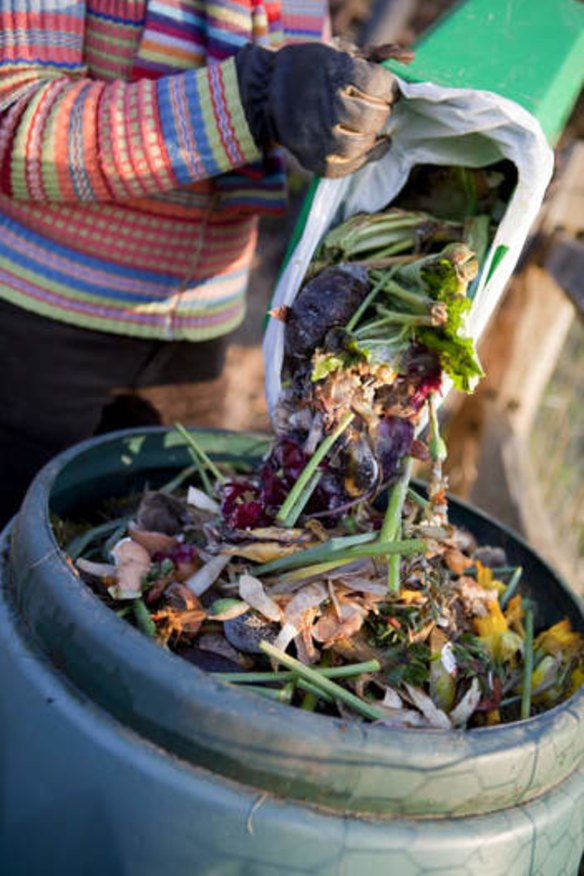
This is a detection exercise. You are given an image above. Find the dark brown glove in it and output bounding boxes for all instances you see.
[235,42,397,179]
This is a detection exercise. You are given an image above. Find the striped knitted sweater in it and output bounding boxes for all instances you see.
[0,0,327,340]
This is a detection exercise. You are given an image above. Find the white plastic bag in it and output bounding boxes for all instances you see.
[263,77,554,418]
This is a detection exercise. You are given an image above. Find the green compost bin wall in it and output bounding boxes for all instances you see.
[1,427,583,876]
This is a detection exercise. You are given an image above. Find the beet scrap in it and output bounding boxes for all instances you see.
[284,265,369,361]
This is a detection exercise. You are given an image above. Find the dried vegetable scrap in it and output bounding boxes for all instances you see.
[68,181,583,730]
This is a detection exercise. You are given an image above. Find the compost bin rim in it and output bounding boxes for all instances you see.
[6,425,583,818]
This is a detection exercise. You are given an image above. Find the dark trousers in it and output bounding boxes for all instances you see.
[0,298,228,528]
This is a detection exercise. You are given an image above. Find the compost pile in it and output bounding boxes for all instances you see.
[67,169,583,730]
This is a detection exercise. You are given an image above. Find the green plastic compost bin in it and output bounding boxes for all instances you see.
[1,426,583,876]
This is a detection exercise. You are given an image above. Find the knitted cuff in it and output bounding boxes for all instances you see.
[234,44,277,148]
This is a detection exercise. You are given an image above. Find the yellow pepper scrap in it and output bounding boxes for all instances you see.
[504,594,525,635]
[473,599,508,638]
[534,618,583,658]
[476,561,506,596]
[399,589,426,605]
[473,599,522,661]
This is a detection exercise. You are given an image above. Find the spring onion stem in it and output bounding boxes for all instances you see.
[255,531,374,575]
[159,464,198,495]
[243,684,293,703]
[260,642,387,722]
[381,470,406,540]
[280,470,322,528]
[276,411,355,526]
[500,566,523,610]
[214,659,381,684]
[66,514,132,562]
[346,272,393,333]
[520,604,534,721]
[380,458,414,594]
[256,537,426,577]
[407,487,429,509]
[174,423,226,486]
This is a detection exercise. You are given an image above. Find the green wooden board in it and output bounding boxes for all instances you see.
[386,0,584,145]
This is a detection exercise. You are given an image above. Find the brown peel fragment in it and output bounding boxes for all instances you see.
[128,522,178,557]
[444,548,473,576]
[312,603,365,646]
[152,584,207,641]
[294,609,321,665]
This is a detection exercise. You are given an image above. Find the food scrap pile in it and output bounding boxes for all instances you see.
[68,175,583,730]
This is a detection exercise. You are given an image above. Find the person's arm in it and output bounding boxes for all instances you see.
[0,1,260,203]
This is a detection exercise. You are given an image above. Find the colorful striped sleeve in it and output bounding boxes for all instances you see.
[0,1,261,202]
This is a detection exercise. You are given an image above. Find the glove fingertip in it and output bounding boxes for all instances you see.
[323,135,392,179]
[367,136,392,162]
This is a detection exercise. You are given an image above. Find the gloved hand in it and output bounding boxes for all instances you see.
[235,42,397,179]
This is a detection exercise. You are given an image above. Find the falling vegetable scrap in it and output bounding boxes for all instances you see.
[64,170,583,730]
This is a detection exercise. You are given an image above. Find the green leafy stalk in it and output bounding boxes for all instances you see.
[242,684,294,704]
[275,557,371,584]
[132,598,157,638]
[320,211,428,257]
[213,659,381,684]
[380,457,414,593]
[66,514,132,562]
[295,678,334,703]
[380,463,413,543]
[364,307,444,330]
[159,463,198,495]
[520,603,535,720]
[313,210,462,272]
[345,271,393,333]
[275,411,355,526]
[387,552,401,597]
[254,534,426,576]
[255,531,375,575]
[300,689,319,711]
[373,274,439,314]
[463,214,491,297]
[260,641,387,722]
[174,423,226,486]
[407,487,429,510]
[396,243,478,297]
[279,470,322,528]
[500,566,523,610]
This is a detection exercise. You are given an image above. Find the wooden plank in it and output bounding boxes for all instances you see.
[545,234,584,317]
[465,408,583,596]
[491,265,576,439]
[540,141,584,235]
